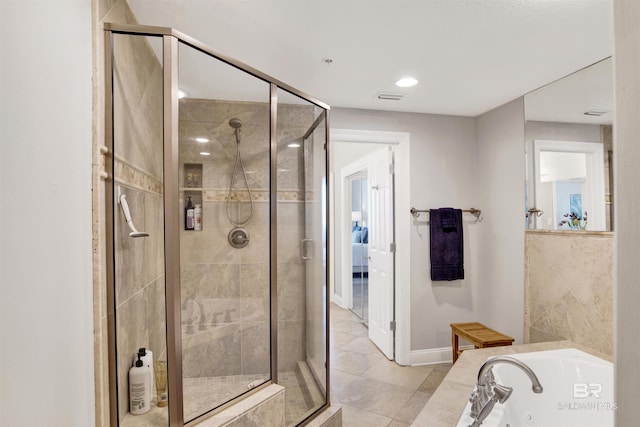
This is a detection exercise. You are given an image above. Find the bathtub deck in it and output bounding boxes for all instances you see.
[410,340,612,427]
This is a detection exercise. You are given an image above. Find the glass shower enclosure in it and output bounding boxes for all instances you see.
[104,23,329,427]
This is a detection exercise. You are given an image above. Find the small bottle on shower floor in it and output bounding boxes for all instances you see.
[194,204,202,231]
[185,196,194,230]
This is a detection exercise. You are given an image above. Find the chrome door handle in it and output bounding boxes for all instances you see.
[300,239,313,260]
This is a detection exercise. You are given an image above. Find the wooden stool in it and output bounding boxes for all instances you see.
[450,322,514,363]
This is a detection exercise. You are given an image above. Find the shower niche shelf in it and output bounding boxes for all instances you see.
[184,163,202,188]
[183,163,203,203]
[182,163,203,229]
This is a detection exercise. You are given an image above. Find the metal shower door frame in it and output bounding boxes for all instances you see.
[104,22,330,427]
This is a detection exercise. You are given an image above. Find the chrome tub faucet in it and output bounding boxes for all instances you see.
[468,356,543,427]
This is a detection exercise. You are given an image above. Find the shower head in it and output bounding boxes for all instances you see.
[229,118,243,129]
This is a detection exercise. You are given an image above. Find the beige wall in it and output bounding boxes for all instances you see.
[475,98,526,344]
[524,230,613,356]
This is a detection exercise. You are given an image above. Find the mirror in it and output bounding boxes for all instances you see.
[348,169,369,323]
[524,57,613,231]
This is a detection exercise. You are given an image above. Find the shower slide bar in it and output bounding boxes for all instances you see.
[410,207,482,221]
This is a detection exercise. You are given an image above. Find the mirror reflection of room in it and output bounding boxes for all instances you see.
[349,170,369,323]
[525,57,613,231]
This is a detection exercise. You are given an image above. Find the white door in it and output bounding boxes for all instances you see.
[367,147,395,359]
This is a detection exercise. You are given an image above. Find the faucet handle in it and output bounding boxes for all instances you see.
[469,390,482,418]
[492,384,513,404]
[482,367,495,385]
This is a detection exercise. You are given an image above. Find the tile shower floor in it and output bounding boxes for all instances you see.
[330,303,451,426]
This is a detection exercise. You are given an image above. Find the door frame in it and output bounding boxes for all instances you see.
[331,129,411,365]
[533,139,606,230]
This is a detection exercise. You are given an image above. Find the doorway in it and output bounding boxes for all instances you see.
[331,129,411,365]
[340,146,395,359]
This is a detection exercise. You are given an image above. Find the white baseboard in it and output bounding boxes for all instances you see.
[410,345,474,366]
[331,294,345,309]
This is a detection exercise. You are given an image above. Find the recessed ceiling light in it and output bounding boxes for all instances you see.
[200,152,210,156]
[195,137,209,143]
[288,143,301,148]
[178,90,188,99]
[396,77,418,88]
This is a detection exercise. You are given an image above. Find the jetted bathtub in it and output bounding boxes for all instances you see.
[456,348,614,427]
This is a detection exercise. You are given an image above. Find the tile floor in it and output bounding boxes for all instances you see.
[330,304,451,426]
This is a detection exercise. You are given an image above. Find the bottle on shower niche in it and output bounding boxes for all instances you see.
[129,354,150,415]
[185,196,194,230]
[194,204,202,231]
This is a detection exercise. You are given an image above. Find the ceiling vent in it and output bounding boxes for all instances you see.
[376,92,404,101]
[583,110,608,116]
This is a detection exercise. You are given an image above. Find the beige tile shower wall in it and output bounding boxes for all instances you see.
[178,98,317,380]
[94,0,167,425]
[179,99,272,379]
[277,104,319,373]
[524,230,613,356]
[108,3,167,421]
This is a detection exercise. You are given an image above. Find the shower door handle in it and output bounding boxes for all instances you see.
[300,239,314,260]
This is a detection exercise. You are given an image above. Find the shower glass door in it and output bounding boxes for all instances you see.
[110,32,169,427]
[107,24,330,427]
[177,41,271,423]
[276,89,328,426]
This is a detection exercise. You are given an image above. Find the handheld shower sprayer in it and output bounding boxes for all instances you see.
[225,117,254,229]
[117,186,149,238]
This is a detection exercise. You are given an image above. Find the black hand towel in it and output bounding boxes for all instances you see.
[430,208,464,281]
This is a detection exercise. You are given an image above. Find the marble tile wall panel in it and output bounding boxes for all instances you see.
[115,274,166,421]
[115,187,147,305]
[278,320,306,372]
[178,98,315,384]
[179,100,270,191]
[112,34,163,180]
[223,387,286,427]
[525,231,613,356]
[240,321,271,375]
[182,323,242,378]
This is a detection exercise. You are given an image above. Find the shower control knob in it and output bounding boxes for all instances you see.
[228,228,250,249]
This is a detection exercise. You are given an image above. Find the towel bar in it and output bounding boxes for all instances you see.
[410,207,482,220]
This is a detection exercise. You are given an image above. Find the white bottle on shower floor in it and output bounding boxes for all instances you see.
[129,354,150,415]
[138,348,154,404]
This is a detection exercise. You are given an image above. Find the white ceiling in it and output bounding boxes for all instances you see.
[525,57,613,125]
[128,0,613,118]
